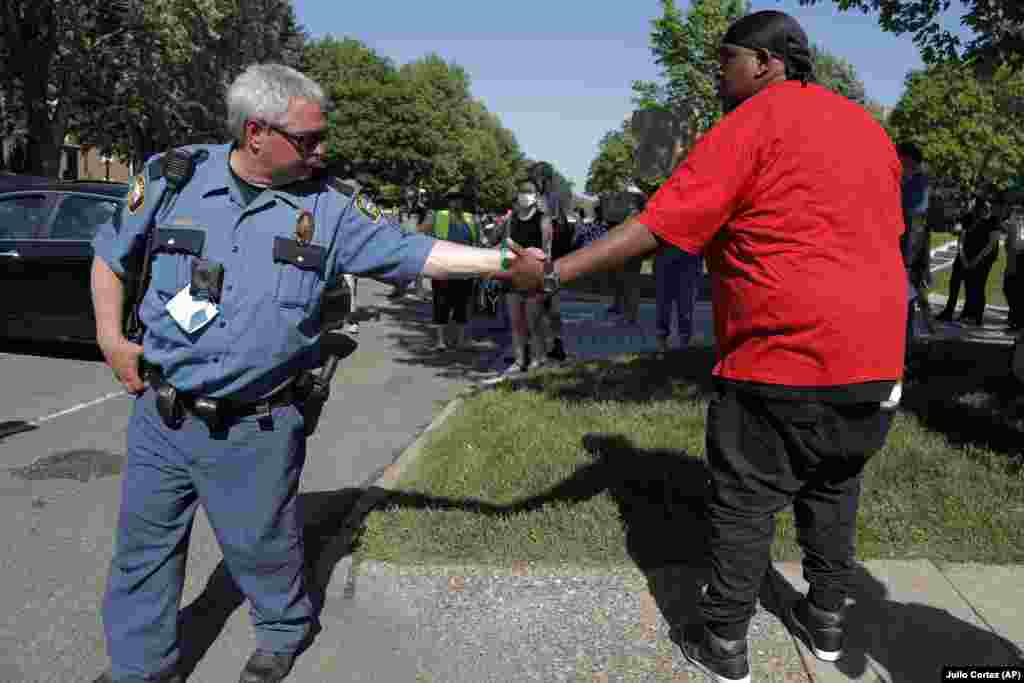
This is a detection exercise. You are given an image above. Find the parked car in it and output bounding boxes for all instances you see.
[1,179,130,343]
[1,177,353,345]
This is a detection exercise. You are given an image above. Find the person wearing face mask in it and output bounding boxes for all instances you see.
[497,11,906,681]
[499,180,554,374]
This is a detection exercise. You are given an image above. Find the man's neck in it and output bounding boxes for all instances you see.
[229,148,273,188]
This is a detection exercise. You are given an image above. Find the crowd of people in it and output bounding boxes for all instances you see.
[358,179,704,377]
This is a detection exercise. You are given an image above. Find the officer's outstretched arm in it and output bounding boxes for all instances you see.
[421,240,516,280]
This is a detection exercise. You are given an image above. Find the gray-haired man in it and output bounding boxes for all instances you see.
[92,63,535,683]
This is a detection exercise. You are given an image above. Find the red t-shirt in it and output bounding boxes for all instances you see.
[638,81,907,389]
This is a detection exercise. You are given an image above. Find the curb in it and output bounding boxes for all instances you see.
[321,395,466,600]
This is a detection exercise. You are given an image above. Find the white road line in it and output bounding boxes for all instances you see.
[0,390,130,471]
[29,390,129,426]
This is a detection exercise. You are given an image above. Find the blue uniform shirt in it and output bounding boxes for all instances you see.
[93,144,435,401]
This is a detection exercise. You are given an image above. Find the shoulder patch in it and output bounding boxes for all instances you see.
[355,193,382,223]
[128,174,146,214]
[327,177,355,197]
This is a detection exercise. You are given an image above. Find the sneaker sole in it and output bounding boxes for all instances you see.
[681,646,751,683]
[786,604,842,662]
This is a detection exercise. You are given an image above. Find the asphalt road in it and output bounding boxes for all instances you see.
[0,279,491,683]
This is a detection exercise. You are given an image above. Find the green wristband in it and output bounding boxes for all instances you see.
[500,243,511,271]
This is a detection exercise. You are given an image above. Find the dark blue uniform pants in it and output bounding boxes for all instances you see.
[103,388,313,682]
[699,386,893,640]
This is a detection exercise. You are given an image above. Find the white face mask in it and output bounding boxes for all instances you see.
[517,193,536,209]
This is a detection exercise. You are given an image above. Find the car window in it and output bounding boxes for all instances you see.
[50,195,121,241]
[0,194,48,239]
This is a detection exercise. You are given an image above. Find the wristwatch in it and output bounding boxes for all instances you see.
[543,258,560,295]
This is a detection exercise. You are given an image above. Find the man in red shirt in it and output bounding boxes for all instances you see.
[500,11,905,682]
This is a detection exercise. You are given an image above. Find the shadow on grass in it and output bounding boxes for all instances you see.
[903,340,1024,472]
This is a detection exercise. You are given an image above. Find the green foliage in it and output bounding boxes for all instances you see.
[302,39,526,212]
[0,0,305,175]
[797,0,1024,67]
[887,62,1024,198]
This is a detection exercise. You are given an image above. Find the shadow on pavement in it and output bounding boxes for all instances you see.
[373,295,508,381]
[175,488,365,680]
[763,564,1023,678]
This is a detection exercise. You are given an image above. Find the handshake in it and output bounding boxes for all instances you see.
[490,239,551,293]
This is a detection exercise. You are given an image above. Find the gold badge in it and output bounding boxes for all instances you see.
[295,210,315,245]
[127,174,146,215]
[355,194,382,223]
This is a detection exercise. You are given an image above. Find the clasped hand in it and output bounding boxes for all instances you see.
[493,240,547,292]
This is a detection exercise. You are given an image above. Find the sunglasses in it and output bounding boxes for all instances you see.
[264,123,326,154]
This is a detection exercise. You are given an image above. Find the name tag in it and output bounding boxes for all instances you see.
[273,236,326,274]
[155,227,205,256]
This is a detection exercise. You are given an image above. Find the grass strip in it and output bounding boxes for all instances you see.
[356,346,1024,571]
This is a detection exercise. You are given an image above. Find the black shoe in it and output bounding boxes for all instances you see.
[680,623,750,683]
[547,338,567,362]
[238,650,296,683]
[935,310,954,322]
[786,598,844,662]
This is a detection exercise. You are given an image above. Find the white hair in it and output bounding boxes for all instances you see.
[226,63,327,145]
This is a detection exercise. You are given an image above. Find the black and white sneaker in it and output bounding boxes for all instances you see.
[680,622,751,683]
[786,598,844,662]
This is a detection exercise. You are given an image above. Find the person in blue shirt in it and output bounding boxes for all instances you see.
[897,142,934,360]
[90,63,530,683]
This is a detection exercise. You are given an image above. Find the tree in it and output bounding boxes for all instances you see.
[797,0,1024,66]
[887,61,1024,200]
[76,0,306,168]
[0,0,305,176]
[631,0,750,147]
[585,125,635,197]
[303,40,525,212]
[0,1,132,176]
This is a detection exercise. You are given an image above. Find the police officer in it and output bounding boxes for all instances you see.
[91,63,529,683]
[499,12,905,682]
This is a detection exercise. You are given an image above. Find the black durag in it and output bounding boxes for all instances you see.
[722,10,816,86]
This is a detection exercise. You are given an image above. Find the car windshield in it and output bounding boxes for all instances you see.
[0,194,48,239]
[50,195,121,240]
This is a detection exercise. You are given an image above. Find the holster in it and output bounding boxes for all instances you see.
[192,397,223,433]
[295,371,330,437]
[155,382,186,430]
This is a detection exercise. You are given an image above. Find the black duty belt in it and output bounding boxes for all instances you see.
[145,366,300,430]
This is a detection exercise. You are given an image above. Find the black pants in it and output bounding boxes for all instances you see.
[940,258,965,317]
[699,385,893,640]
[962,254,998,321]
[1005,271,1024,327]
[432,279,474,325]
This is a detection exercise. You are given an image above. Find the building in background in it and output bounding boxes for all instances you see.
[1,135,132,182]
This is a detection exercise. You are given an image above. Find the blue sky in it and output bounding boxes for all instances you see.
[291,0,975,193]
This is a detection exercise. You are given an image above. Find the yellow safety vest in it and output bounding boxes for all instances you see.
[434,210,478,243]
